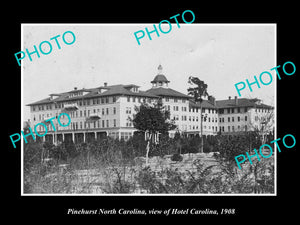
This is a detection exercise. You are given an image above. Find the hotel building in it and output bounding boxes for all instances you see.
[26,65,274,143]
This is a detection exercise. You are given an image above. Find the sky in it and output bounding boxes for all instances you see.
[22,24,276,121]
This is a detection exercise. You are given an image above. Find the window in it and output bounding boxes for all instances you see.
[231,108,234,113]
[228,126,231,132]
[113,96,116,103]
[174,98,178,103]
[102,108,105,115]
[228,117,230,122]
[114,119,116,127]
[101,98,105,104]
[106,97,109,104]
[106,108,109,115]
[238,116,240,122]
[127,96,130,102]
[165,97,169,102]
[237,108,240,113]
[106,120,109,127]
[126,107,131,114]
[232,126,235,132]
[113,107,116,114]
[232,117,234,122]
[245,116,248,121]
[102,120,105,128]
[132,97,136,102]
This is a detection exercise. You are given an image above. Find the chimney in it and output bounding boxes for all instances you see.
[104,82,107,87]
[74,87,77,90]
[235,96,238,105]
[228,96,231,100]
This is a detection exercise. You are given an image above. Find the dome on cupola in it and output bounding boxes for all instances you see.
[151,65,170,88]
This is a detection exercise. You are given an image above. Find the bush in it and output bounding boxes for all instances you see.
[171,153,183,162]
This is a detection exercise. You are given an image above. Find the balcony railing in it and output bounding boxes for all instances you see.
[42,116,54,124]
[86,113,101,122]
[62,103,79,111]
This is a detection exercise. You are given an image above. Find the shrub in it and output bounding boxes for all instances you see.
[171,153,183,162]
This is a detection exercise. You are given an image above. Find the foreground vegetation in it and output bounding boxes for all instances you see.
[24,132,275,194]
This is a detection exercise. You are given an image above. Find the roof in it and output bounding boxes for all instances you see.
[27,84,159,106]
[151,74,170,83]
[146,87,191,99]
[189,100,217,109]
[189,98,273,110]
[216,98,273,109]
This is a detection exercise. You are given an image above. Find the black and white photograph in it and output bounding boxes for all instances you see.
[5,5,298,221]
[21,24,276,195]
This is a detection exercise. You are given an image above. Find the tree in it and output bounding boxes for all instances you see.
[246,108,274,193]
[249,109,274,146]
[132,99,176,134]
[132,99,176,164]
[187,76,209,153]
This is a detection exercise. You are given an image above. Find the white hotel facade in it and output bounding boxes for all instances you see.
[26,65,274,143]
